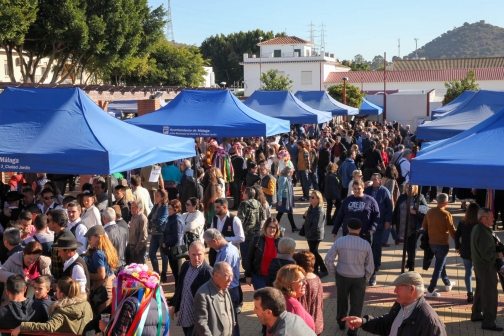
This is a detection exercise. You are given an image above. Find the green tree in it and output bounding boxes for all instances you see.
[121,38,207,86]
[200,29,286,85]
[327,83,366,108]
[371,55,384,70]
[442,69,479,105]
[1,0,165,84]
[260,69,293,91]
[0,0,38,82]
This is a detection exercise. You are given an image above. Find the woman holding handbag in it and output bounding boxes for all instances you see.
[84,225,118,315]
[148,188,169,282]
[162,199,185,289]
[182,197,205,244]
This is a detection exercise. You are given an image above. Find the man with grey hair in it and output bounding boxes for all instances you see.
[470,208,503,331]
[194,261,235,336]
[391,144,404,165]
[3,228,23,262]
[102,207,128,270]
[342,271,446,335]
[396,149,411,193]
[171,241,213,336]
[422,193,456,297]
[204,228,241,335]
[267,237,296,286]
[126,200,148,264]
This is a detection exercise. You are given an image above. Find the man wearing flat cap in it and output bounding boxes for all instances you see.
[325,218,374,335]
[342,271,446,336]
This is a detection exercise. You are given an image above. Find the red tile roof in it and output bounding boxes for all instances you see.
[258,36,314,46]
[393,57,504,70]
[324,68,504,84]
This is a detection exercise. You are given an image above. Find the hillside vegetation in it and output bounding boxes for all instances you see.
[406,21,504,59]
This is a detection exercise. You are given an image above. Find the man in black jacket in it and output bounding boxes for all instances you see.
[229,148,245,210]
[342,271,446,336]
[170,242,213,336]
[317,141,331,192]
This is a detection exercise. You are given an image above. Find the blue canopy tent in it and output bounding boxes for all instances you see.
[359,98,383,115]
[294,90,358,116]
[0,87,196,174]
[410,105,504,189]
[126,90,289,137]
[244,91,332,124]
[416,90,504,140]
[430,90,477,120]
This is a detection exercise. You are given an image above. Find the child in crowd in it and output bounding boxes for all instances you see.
[17,211,35,241]
[33,275,55,311]
[12,277,93,336]
[0,275,48,329]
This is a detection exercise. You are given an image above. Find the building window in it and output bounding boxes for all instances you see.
[294,49,301,57]
[301,71,312,84]
[274,50,281,58]
[4,61,9,78]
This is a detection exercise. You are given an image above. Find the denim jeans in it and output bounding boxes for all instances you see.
[462,258,473,293]
[298,170,310,197]
[371,229,383,270]
[308,167,319,191]
[381,226,401,243]
[427,244,450,293]
[251,273,268,290]
[149,234,168,276]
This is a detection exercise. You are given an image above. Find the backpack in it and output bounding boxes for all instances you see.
[395,158,409,185]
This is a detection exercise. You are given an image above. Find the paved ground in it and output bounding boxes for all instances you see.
[157,186,504,336]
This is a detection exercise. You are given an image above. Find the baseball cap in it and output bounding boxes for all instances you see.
[84,225,106,237]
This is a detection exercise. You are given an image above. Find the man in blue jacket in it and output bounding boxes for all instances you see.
[364,173,393,286]
[338,150,358,197]
[332,180,380,245]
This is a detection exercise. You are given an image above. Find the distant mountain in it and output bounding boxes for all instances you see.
[406,21,504,59]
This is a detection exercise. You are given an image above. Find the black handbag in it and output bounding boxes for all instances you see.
[167,245,189,260]
[298,225,305,236]
[164,233,190,259]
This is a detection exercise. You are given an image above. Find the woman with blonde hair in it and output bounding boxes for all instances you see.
[302,190,327,278]
[85,225,118,314]
[13,277,92,335]
[245,217,281,290]
[347,169,363,197]
[274,265,315,332]
[276,166,299,232]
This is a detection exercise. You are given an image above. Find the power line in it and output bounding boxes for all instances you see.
[166,0,175,42]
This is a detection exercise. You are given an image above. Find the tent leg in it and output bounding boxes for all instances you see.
[401,186,413,274]
[107,175,112,207]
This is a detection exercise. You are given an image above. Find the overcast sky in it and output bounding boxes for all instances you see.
[147,0,504,61]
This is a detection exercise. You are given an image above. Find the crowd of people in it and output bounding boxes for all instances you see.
[0,117,502,335]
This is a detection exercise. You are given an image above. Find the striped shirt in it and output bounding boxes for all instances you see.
[177,264,200,327]
[324,234,374,280]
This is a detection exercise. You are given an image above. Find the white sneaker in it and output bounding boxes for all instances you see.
[426,290,441,297]
[445,281,456,292]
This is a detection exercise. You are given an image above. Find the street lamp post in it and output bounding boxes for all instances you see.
[342,77,349,105]
[258,36,263,88]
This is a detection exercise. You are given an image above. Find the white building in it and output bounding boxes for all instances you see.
[1,48,78,84]
[200,66,216,87]
[241,36,349,96]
